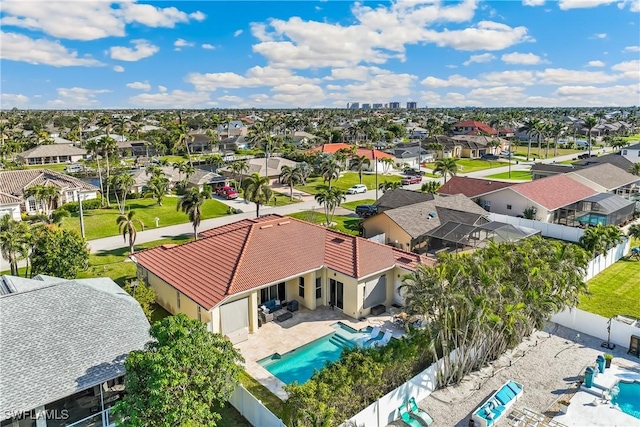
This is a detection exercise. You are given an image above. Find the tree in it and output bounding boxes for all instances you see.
[30,227,89,279]
[379,181,401,193]
[172,118,194,167]
[123,280,156,321]
[177,186,212,240]
[314,188,346,226]
[421,181,441,194]
[0,215,29,276]
[99,136,118,208]
[85,138,106,206]
[611,139,626,153]
[111,172,136,214]
[146,175,170,206]
[113,314,244,427]
[229,160,249,185]
[380,157,395,174]
[320,157,341,190]
[579,224,623,256]
[521,118,540,161]
[350,154,371,184]
[117,210,144,254]
[280,165,304,201]
[628,163,640,176]
[628,223,640,240]
[433,157,458,184]
[242,172,273,218]
[584,116,598,157]
[23,184,59,217]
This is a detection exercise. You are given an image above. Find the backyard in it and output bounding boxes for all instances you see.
[295,172,401,195]
[483,170,533,181]
[60,197,229,240]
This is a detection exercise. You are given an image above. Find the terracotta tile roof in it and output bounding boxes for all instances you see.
[309,143,394,160]
[0,169,98,197]
[438,176,515,198]
[511,174,598,211]
[453,120,497,135]
[134,215,434,310]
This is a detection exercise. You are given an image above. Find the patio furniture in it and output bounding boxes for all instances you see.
[259,309,274,323]
[287,300,299,312]
[357,325,381,346]
[260,299,282,313]
[276,311,293,322]
[472,380,524,427]
[398,405,424,427]
[369,330,393,348]
[371,304,386,316]
[408,397,434,426]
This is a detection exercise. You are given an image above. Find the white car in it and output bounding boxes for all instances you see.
[346,184,368,194]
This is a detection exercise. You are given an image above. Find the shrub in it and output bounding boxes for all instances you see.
[59,198,102,213]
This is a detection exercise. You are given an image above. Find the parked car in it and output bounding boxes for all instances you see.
[64,164,84,173]
[481,154,499,160]
[216,185,238,199]
[500,150,513,158]
[403,168,424,176]
[355,204,378,218]
[401,176,422,185]
[346,184,368,194]
[577,153,597,159]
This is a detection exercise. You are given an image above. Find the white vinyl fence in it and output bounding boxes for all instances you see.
[487,213,584,242]
[552,308,640,350]
[584,238,630,281]
[228,385,286,427]
[345,350,457,427]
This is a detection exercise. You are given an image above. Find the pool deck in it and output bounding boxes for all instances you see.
[552,364,640,426]
[234,305,406,399]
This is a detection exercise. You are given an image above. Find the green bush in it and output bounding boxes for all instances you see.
[60,198,102,213]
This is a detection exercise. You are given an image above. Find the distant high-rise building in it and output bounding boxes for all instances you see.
[362,103,371,109]
[389,102,401,109]
[372,103,384,109]
[348,102,360,109]
[406,102,417,110]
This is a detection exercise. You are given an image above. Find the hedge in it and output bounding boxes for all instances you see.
[59,198,102,213]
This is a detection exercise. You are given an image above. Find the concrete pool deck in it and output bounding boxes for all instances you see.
[234,305,406,399]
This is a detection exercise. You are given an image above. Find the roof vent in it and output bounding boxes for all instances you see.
[331,237,345,244]
[161,244,177,250]
[429,212,437,218]
[260,224,273,229]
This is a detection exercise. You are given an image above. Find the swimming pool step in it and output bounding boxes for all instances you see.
[330,334,356,349]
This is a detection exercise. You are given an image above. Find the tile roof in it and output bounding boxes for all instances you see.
[17,145,87,158]
[438,176,515,198]
[309,143,394,160]
[0,276,149,418]
[511,174,598,210]
[0,191,21,205]
[133,215,434,310]
[453,120,497,135]
[0,169,98,197]
[568,162,640,191]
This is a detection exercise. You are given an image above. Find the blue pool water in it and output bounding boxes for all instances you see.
[612,381,640,419]
[258,322,381,385]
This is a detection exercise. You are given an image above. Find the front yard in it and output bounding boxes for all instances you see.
[424,159,512,174]
[342,199,376,211]
[295,172,401,195]
[288,211,361,235]
[60,197,229,240]
[483,170,533,181]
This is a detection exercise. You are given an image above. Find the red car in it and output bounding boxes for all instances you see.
[401,176,422,185]
[216,185,238,200]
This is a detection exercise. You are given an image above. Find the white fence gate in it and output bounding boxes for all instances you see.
[551,308,640,350]
[228,385,286,427]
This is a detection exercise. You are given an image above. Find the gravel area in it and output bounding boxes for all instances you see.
[388,322,640,426]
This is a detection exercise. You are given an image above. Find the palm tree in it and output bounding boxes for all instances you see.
[146,175,170,206]
[85,138,105,206]
[548,122,566,157]
[350,154,371,184]
[521,118,540,161]
[584,116,598,157]
[177,186,212,240]
[0,215,29,276]
[24,184,59,217]
[611,139,626,153]
[434,157,458,184]
[117,210,144,254]
[320,157,341,190]
[111,173,135,214]
[628,163,640,176]
[173,118,194,167]
[628,223,640,240]
[314,188,346,226]
[229,160,249,186]
[203,154,224,172]
[380,157,395,174]
[99,136,118,208]
[242,173,273,218]
[379,181,402,193]
[279,165,303,201]
[421,181,441,194]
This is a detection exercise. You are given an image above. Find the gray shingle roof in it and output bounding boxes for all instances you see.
[374,189,435,211]
[569,162,640,190]
[0,277,150,418]
[572,152,633,170]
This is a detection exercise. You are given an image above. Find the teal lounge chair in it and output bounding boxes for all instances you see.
[408,397,434,426]
[398,405,423,427]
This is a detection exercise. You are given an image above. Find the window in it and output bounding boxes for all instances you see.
[28,198,36,212]
[298,277,305,298]
[197,306,202,321]
[506,204,512,210]
[177,291,181,309]
[315,277,322,299]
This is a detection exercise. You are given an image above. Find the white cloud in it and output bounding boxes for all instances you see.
[421,74,482,88]
[1,93,29,108]
[113,65,125,72]
[611,59,640,80]
[0,31,103,67]
[422,21,534,51]
[158,85,168,93]
[523,0,545,6]
[463,53,495,66]
[234,29,243,37]
[126,81,151,91]
[325,66,391,81]
[186,66,320,91]
[501,52,545,65]
[0,1,205,41]
[219,95,244,103]
[590,33,608,39]
[558,0,617,9]
[334,72,418,102]
[553,83,639,105]
[271,84,326,107]
[202,44,215,50]
[624,45,640,52]
[110,39,159,61]
[174,38,195,48]
[129,90,214,108]
[535,68,620,84]
[586,60,605,67]
[48,87,110,107]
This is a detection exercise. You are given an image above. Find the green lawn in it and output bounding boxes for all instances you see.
[424,159,512,174]
[483,170,533,181]
[580,257,640,319]
[288,211,361,235]
[511,147,585,159]
[342,199,376,211]
[269,191,301,206]
[26,163,69,172]
[60,197,229,240]
[238,371,285,418]
[295,172,401,195]
[620,134,640,142]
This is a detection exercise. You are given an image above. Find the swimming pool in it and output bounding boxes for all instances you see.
[258,322,382,385]
[612,380,640,419]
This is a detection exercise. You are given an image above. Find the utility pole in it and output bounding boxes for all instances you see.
[76,190,86,239]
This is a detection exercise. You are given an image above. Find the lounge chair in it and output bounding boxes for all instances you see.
[398,405,423,427]
[372,330,393,347]
[357,326,381,346]
[408,397,434,426]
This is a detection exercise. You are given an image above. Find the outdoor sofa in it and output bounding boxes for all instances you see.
[472,380,524,427]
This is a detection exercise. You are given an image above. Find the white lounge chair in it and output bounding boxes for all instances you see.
[371,331,393,347]
[357,326,381,346]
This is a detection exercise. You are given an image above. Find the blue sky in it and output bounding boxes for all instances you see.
[1,0,638,109]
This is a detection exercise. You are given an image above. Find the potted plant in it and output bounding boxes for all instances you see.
[558,400,571,414]
[604,353,613,368]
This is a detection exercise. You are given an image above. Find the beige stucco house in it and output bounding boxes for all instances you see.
[132,215,434,344]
